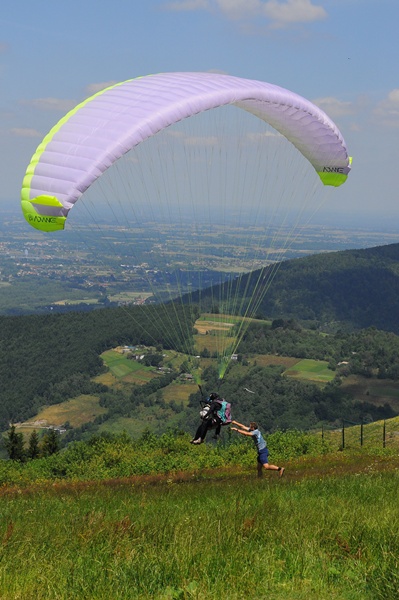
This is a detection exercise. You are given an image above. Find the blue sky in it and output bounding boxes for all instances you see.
[2,0,399,229]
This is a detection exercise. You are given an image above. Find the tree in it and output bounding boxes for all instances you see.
[4,425,25,461]
[271,318,285,329]
[27,429,40,459]
[41,429,60,457]
[142,353,163,367]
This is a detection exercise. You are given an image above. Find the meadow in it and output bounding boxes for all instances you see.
[1,427,399,599]
[283,359,335,384]
[1,452,399,599]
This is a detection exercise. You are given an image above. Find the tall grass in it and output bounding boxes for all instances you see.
[0,430,331,486]
[1,468,398,599]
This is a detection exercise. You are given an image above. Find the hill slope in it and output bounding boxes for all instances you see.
[184,243,399,333]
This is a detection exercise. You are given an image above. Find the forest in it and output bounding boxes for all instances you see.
[185,242,399,333]
[0,302,196,431]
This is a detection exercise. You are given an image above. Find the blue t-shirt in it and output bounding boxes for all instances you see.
[250,428,267,452]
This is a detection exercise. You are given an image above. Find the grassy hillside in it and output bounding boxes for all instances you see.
[1,430,399,599]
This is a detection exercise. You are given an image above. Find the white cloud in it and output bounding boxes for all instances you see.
[313,96,355,118]
[212,0,262,19]
[262,0,326,25]
[374,89,399,127]
[10,127,41,138]
[20,98,76,112]
[163,0,327,26]
[85,81,119,96]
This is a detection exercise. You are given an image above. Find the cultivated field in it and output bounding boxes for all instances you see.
[16,395,106,434]
[283,359,335,384]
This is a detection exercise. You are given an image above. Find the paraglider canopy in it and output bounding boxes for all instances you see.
[20,72,352,381]
[21,72,351,232]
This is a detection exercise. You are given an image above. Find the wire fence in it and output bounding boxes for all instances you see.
[319,417,399,451]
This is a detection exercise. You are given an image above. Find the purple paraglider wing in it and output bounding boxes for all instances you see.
[21,72,351,231]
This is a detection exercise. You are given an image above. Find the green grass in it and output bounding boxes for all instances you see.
[101,349,156,381]
[1,427,399,598]
[161,382,197,405]
[321,416,399,451]
[284,359,335,383]
[1,453,399,599]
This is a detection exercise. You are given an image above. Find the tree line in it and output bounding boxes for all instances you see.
[4,425,60,462]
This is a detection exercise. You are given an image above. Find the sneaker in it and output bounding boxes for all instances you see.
[193,438,202,445]
[279,467,285,478]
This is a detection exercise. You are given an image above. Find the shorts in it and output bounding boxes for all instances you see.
[257,448,269,466]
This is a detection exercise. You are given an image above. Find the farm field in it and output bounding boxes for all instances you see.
[108,291,153,303]
[161,381,197,405]
[194,316,235,355]
[98,349,159,384]
[193,314,270,356]
[283,359,335,384]
[16,395,106,435]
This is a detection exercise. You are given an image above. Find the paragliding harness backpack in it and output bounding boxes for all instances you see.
[200,397,232,426]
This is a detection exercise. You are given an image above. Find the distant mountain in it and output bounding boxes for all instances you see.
[183,243,399,334]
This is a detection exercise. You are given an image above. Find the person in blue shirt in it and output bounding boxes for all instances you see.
[231,420,285,478]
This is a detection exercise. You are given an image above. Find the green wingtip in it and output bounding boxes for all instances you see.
[318,157,352,187]
[21,196,66,232]
[318,171,348,187]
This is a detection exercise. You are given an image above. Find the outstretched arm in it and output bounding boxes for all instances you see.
[231,420,248,430]
[231,426,252,437]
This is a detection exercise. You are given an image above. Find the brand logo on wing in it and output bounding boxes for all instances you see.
[323,167,345,173]
[28,215,57,224]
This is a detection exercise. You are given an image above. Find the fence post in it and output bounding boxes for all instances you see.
[321,424,324,440]
[342,419,345,449]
